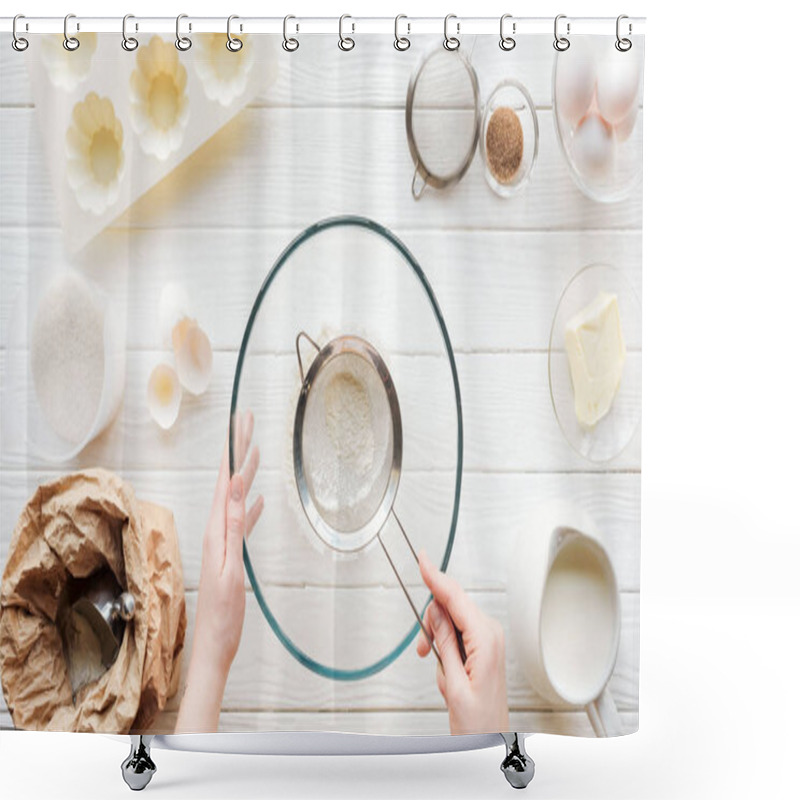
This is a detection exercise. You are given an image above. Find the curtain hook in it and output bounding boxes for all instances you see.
[12,14,29,52]
[553,14,570,52]
[283,15,299,52]
[227,14,243,52]
[394,14,410,51]
[175,14,192,51]
[443,14,460,51]
[615,14,632,51]
[63,13,80,51]
[499,14,516,51]
[338,14,355,51]
[122,14,139,52]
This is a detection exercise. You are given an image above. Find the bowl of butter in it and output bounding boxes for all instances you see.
[548,263,641,463]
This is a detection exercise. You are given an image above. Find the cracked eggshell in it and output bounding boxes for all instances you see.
[159,282,192,347]
[173,320,213,396]
[147,363,182,429]
[129,35,190,160]
[41,33,97,91]
[65,92,125,215]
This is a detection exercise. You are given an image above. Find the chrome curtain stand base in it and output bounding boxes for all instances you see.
[119,732,532,790]
[500,733,535,789]
[121,735,156,791]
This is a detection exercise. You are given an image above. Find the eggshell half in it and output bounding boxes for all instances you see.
[174,320,213,396]
[147,363,182,429]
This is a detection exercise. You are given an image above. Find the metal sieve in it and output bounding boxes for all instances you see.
[405,44,481,199]
[293,331,444,667]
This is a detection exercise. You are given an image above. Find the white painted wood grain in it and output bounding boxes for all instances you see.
[0,590,637,720]
[0,707,638,737]
[0,34,639,111]
[0,469,640,593]
[0,228,642,355]
[0,106,642,232]
[0,349,641,472]
[0,31,641,737]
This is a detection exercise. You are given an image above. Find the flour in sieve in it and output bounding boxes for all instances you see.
[303,352,393,533]
[31,272,105,444]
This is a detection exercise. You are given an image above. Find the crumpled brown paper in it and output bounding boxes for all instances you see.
[0,469,186,733]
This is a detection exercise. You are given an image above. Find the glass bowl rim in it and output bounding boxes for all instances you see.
[229,214,464,681]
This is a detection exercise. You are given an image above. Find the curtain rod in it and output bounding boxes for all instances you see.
[0,16,646,36]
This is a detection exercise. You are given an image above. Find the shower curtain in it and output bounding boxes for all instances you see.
[0,20,643,740]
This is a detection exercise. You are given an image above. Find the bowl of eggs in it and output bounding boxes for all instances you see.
[553,36,643,203]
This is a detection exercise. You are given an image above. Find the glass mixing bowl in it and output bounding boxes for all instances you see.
[230,217,463,680]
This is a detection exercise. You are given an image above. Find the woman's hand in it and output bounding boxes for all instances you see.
[175,411,263,733]
[417,550,510,735]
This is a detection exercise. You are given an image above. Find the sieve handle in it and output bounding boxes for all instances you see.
[295,331,321,381]
[411,165,428,200]
[390,509,468,667]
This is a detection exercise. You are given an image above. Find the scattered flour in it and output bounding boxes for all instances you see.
[31,272,105,444]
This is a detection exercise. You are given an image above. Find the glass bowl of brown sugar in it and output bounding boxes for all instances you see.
[480,80,539,198]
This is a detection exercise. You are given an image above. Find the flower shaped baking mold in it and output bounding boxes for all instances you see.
[129,35,190,160]
[66,92,125,215]
[41,33,97,91]
[193,34,256,107]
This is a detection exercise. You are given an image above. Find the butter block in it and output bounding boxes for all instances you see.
[565,291,626,428]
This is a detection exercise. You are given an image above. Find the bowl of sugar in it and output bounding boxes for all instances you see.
[2,268,126,463]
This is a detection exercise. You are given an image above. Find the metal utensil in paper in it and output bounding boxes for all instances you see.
[71,571,135,667]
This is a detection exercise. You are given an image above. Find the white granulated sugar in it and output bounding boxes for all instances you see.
[31,272,105,444]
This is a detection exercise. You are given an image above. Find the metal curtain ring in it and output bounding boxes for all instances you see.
[615,14,632,51]
[175,14,192,51]
[12,14,29,52]
[227,15,243,52]
[63,13,80,51]
[394,14,410,51]
[443,14,460,51]
[553,14,570,51]
[499,14,516,51]
[121,14,139,51]
[338,14,354,51]
[283,15,299,52]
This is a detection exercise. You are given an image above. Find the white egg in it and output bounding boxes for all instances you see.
[173,319,213,396]
[555,38,597,128]
[614,103,639,143]
[572,114,615,178]
[596,47,642,125]
[147,363,182,430]
[158,282,192,347]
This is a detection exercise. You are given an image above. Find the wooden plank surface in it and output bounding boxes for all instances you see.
[0,106,643,231]
[0,30,641,738]
[0,470,641,592]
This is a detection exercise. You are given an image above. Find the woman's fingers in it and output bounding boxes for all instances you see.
[427,600,468,690]
[419,550,480,636]
[241,445,260,497]
[245,495,265,539]
[224,474,246,570]
[417,604,433,657]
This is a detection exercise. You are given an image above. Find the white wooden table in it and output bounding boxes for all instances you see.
[0,34,641,736]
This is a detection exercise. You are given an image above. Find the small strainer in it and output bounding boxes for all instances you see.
[294,331,444,667]
[406,44,481,199]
